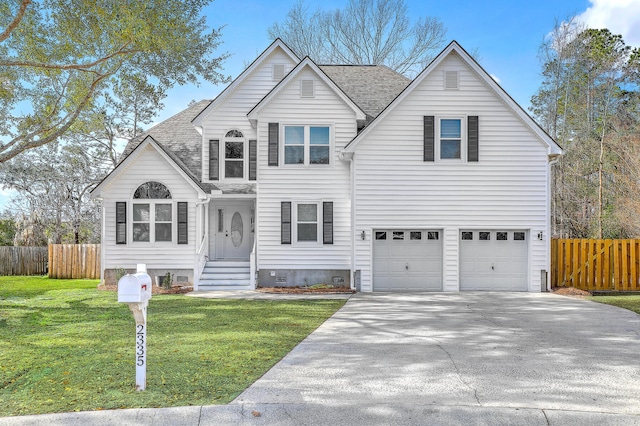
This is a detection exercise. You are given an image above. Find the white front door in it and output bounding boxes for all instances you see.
[210,201,254,260]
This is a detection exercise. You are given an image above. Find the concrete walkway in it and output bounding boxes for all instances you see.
[2,292,640,425]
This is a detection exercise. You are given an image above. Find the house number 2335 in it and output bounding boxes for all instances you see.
[136,324,145,366]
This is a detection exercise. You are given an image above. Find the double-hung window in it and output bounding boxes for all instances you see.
[439,118,463,160]
[296,203,318,242]
[118,181,188,245]
[224,130,244,179]
[132,203,173,242]
[281,201,333,245]
[424,115,478,163]
[284,125,330,165]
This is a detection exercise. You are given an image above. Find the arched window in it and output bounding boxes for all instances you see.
[133,181,172,199]
[224,129,244,178]
[225,130,243,138]
[132,182,173,242]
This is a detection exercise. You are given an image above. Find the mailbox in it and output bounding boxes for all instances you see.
[118,273,152,303]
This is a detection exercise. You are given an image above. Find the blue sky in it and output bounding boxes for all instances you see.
[1,0,640,210]
[157,0,639,122]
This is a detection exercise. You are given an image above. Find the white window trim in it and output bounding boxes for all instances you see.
[292,201,322,246]
[281,124,333,167]
[221,130,247,181]
[131,201,176,245]
[436,116,467,162]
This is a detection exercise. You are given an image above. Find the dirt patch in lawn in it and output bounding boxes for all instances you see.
[257,286,355,294]
[98,284,194,295]
[551,286,591,299]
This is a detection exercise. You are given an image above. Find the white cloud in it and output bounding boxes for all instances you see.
[490,74,501,84]
[578,0,640,46]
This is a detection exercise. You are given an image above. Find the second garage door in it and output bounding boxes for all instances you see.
[459,230,528,291]
[373,230,442,291]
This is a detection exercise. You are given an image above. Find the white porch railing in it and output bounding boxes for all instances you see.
[249,239,257,289]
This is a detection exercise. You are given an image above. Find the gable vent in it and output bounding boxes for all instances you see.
[445,70,459,90]
[273,64,285,81]
[301,79,314,98]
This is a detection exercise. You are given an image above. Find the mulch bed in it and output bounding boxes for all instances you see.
[257,286,355,294]
[98,284,354,295]
[551,286,591,298]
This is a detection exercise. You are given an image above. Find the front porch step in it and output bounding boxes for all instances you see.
[198,260,252,290]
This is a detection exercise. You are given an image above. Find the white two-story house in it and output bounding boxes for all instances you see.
[91,39,562,292]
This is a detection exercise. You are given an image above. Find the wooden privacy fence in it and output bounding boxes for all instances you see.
[0,246,48,276]
[551,238,640,291]
[48,244,101,279]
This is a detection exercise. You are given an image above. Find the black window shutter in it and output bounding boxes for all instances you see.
[209,140,219,180]
[323,202,333,245]
[177,202,188,244]
[281,202,291,244]
[424,116,435,162]
[268,123,279,166]
[468,116,479,162]
[116,202,126,244]
[249,139,257,180]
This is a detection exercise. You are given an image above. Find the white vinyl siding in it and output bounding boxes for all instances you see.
[256,66,355,270]
[101,144,199,271]
[201,48,298,183]
[353,53,549,292]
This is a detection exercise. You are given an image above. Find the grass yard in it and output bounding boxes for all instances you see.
[588,294,640,314]
[0,276,345,417]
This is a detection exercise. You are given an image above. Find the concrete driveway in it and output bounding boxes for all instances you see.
[232,292,640,424]
[3,292,640,425]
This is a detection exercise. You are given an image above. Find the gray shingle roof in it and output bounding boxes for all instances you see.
[319,65,411,123]
[121,99,210,175]
[119,66,410,181]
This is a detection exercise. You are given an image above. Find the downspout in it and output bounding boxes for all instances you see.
[546,153,561,292]
[340,149,356,291]
[94,197,105,285]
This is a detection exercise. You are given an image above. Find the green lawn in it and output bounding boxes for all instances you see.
[588,294,640,314]
[0,276,345,417]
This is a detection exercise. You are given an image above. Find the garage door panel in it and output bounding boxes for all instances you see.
[373,229,442,292]
[460,230,528,291]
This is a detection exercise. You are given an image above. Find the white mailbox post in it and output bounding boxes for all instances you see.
[117,264,152,391]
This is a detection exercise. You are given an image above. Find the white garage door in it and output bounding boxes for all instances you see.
[460,230,528,291]
[373,230,442,291]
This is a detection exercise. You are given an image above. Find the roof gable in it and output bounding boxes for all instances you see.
[247,57,367,125]
[192,39,300,126]
[344,41,562,156]
[91,136,207,198]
